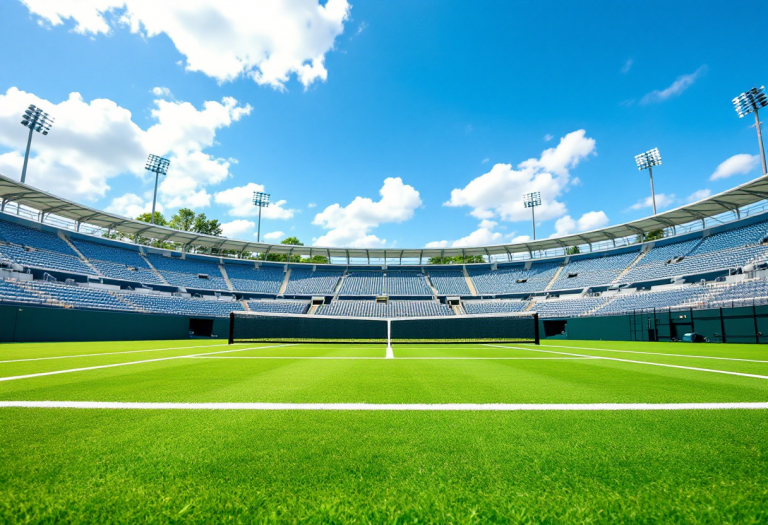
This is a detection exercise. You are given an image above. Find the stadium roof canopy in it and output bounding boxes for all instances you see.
[1,172,767,262]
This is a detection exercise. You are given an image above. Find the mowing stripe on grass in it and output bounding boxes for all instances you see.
[490,345,768,380]
[0,343,231,364]
[1,401,767,411]
[0,344,293,383]
[520,343,768,364]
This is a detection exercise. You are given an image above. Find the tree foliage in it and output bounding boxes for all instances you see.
[428,255,485,265]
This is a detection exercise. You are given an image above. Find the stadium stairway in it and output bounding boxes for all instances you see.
[332,271,347,300]
[219,264,235,291]
[240,300,250,311]
[613,249,647,284]
[59,233,102,276]
[141,255,169,285]
[109,291,145,313]
[423,273,440,298]
[307,303,321,315]
[462,266,478,295]
[279,268,291,295]
[544,264,565,291]
[12,280,69,309]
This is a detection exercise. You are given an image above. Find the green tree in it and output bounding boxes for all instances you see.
[565,246,580,255]
[135,212,167,227]
[638,229,665,243]
[428,255,485,265]
[306,255,329,264]
[169,208,196,232]
[192,213,222,237]
[259,237,304,262]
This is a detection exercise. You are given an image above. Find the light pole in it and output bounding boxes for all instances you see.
[635,148,662,215]
[20,104,54,184]
[253,191,270,242]
[145,154,170,225]
[523,191,542,240]
[733,86,768,175]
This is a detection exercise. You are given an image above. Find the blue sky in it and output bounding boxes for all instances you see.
[0,0,766,248]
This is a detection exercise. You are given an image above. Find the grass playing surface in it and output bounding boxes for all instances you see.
[1,339,767,523]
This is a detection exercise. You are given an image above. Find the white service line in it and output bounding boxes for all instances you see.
[1,401,767,411]
[489,345,768,381]
[0,344,293,383]
[189,356,597,360]
[0,343,231,364]
[517,343,768,364]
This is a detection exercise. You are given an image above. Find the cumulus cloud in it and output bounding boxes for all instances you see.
[621,58,633,74]
[312,177,422,248]
[686,189,711,203]
[263,231,285,241]
[640,66,706,105]
[426,219,504,248]
[710,153,760,181]
[552,211,609,237]
[445,129,596,223]
[152,87,171,97]
[307,202,317,208]
[543,134,553,142]
[214,182,295,219]
[218,219,255,239]
[0,87,249,206]
[629,193,676,211]
[106,193,160,218]
[21,0,351,89]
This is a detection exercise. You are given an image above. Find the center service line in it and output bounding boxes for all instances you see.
[1,401,767,411]
[0,344,294,383]
[489,345,768,380]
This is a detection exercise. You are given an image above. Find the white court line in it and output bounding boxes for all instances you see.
[190,356,597,360]
[0,343,231,364]
[489,345,768,381]
[1,401,766,411]
[0,344,293,383]
[518,343,768,364]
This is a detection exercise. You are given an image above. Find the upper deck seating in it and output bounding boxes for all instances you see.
[284,268,343,295]
[146,254,228,290]
[463,300,528,314]
[339,271,384,295]
[428,269,471,295]
[551,252,638,290]
[225,264,284,294]
[469,263,560,294]
[385,271,432,296]
[247,300,309,314]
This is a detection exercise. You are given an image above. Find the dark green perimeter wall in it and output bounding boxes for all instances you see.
[542,305,768,344]
[0,305,230,343]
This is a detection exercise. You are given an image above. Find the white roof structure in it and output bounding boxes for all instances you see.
[1,172,767,263]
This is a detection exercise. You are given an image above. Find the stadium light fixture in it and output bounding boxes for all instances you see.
[523,191,542,240]
[733,86,768,175]
[253,191,270,242]
[145,154,170,225]
[635,148,662,215]
[19,104,54,184]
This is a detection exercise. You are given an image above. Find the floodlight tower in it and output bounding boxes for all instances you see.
[733,86,768,175]
[145,154,170,225]
[523,191,542,240]
[20,104,54,184]
[253,191,270,242]
[635,148,662,215]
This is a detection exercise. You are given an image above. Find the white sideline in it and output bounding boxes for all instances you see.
[490,345,768,381]
[1,401,767,411]
[190,356,597,360]
[0,344,293,383]
[518,343,768,364]
[0,343,231,364]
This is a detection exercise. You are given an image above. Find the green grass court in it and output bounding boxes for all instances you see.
[2,339,768,523]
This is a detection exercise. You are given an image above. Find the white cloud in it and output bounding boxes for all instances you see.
[621,58,633,74]
[445,129,596,223]
[307,202,317,208]
[570,177,582,187]
[544,134,553,142]
[0,87,250,207]
[710,154,760,181]
[105,193,161,218]
[426,220,504,248]
[220,219,255,239]
[640,66,706,104]
[686,189,711,203]
[629,193,676,211]
[481,158,489,164]
[313,177,422,247]
[553,211,609,236]
[511,235,530,243]
[263,231,285,241]
[152,87,171,97]
[21,0,351,89]
[213,183,295,220]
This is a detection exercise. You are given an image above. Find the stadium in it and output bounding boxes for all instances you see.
[2,2,768,523]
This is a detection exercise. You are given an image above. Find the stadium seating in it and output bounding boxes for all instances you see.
[339,272,384,295]
[531,296,611,318]
[119,292,244,317]
[0,219,77,256]
[551,252,638,290]
[225,264,285,293]
[463,299,528,314]
[0,243,96,275]
[247,299,309,314]
[428,269,471,295]
[594,286,709,315]
[706,278,768,307]
[318,299,452,317]
[14,280,131,311]
[146,254,228,290]
[385,271,433,295]
[0,279,48,306]
[284,268,343,295]
[469,263,560,294]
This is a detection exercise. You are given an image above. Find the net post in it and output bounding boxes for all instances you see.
[533,312,540,345]
[228,311,235,345]
[386,318,393,359]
